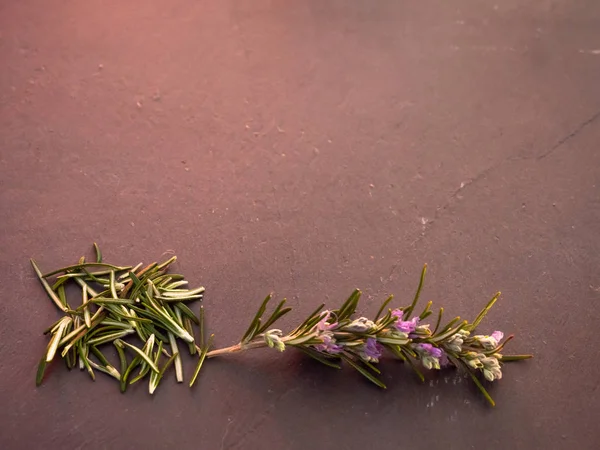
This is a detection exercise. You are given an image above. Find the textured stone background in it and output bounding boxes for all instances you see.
[1,1,599,449]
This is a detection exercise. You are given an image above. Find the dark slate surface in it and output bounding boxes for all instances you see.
[1,1,599,449]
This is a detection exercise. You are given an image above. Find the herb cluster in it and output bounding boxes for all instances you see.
[33,245,531,406]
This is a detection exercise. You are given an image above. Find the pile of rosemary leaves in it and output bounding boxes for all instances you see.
[33,244,211,394]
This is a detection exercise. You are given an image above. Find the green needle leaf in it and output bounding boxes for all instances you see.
[499,354,533,361]
[466,292,501,332]
[42,263,131,278]
[404,264,427,319]
[149,352,178,394]
[189,335,214,387]
[419,300,433,320]
[464,365,496,407]
[121,356,141,392]
[31,259,68,312]
[36,356,47,386]
[46,317,72,362]
[241,294,272,343]
[296,346,341,369]
[341,354,386,389]
[93,242,102,263]
[336,289,361,321]
[115,340,159,373]
[432,307,444,334]
[114,341,128,392]
[109,270,118,298]
[77,343,95,381]
[257,299,291,334]
[374,295,394,321]
[401,349,425,383]
[174,302,200,325]
[90,298,135,306]
[82,284,92,328]
[168,332,183,382]
[290,303,324,336]
[156,256,177,271]
[431,320,468,343]
[199,305,205,349]
[183,317,197,355]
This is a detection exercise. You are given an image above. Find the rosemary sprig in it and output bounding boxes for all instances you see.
[206,264,531,405]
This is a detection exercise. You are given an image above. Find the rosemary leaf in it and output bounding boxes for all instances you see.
[87,329,135,346]
[121,356,141,391]
[93,242,102,263]
[87,359,120,380]
[114,342,129,392]
[431,320,468,343]
[168,332,183,382]
[463,364,496,407]
[77,343,95,380]
[419,301,433,320]
[35,356,47,386]
[90,298,135,306]
[165,280,188,289]
[183,317,197,355]
[109,270,118,298]
[118,263,142,280]
[199,305,205,349]
[401,349,425,382]
[160,287,205,298]
[499,354,533,361]
[257,300,292,335]
[432,307,444,334]
[296,346,341,369]
[341,354,386,389]
[30,259,68,312]
[466,292,501,332]
[82,284,92,328]
[132,339,161,384]
[374,295,394,322]
[156,295,203,303]
[156,256,177,271]
[174,302,200,325]
[404,264,427,319]
[46,317,72,362]
[241,294,272,343]
[189,335,213,387]
[149,351,178,395]
[42,263,131,278]
[336,289,361,321]
[116,340,159,373]
[290,303,325,336]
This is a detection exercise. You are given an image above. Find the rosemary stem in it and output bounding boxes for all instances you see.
[206,340,268,358]
[206,345,241,358]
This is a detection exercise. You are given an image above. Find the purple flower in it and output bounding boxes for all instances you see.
[391,309,420,333]
[439,349,450,367]
[391,309,404,320]
[363,337,383,359]
[491,331,504,343]
[314,333,343,354]
[418,343,442,359]
[316,311,338,332]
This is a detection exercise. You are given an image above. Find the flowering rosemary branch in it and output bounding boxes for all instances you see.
[33,246,532,406]
[203,265,532,405]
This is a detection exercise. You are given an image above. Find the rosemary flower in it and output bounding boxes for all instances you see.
[344,317,376,333]
[414,343,442,369]
[264,329,286,352]
[313,332,343,354]
[357,337,383,363]
[391,309,419,333]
